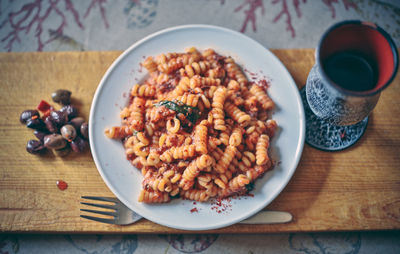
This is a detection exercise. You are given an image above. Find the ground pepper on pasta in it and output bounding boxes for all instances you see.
[105,47,278,203]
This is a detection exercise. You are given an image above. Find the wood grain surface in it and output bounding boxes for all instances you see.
[0,50,399,233]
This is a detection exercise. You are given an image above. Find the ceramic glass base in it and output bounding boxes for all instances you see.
[300,87,368,151]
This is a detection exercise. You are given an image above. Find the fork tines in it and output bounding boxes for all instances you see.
[80,196,118,224]
[81,196,119,203]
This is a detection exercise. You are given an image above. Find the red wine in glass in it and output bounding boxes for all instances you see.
[323,51,377,92]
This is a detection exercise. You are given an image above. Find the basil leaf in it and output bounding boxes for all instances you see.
[154,100,200,123]
[245,182,254,192]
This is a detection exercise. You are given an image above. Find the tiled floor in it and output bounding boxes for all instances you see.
[1,0,399,253]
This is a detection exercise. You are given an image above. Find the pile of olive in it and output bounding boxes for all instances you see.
[20,89,89,156]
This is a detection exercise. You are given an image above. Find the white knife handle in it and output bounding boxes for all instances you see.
[239,211,293,224]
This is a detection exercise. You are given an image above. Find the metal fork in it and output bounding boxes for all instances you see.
[80,196,143,225]
[80,196,293,225]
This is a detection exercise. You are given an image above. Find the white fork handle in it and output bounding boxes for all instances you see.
[239,211,293,224]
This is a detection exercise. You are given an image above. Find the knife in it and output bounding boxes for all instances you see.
[238,211,293,224]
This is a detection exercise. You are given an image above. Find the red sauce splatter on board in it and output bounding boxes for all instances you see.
[190,207,198,213]
[56,180,68,190]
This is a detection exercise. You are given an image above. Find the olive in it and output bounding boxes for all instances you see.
[26,139,46,154]
[69,117,85,131]
[33,130,48,142]
[80,122,89,139]
[70,136,89,153]
[53,145,71,157]
[20,109,40,124]
[26,117,46,131]
[59,105,78,120]
[43,134,67,150]
[50,110,68,126]
[51,89,71,105]
[44,116,58,133]
[60,124,77,141]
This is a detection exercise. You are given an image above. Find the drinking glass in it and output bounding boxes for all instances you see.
[303,20,398,151]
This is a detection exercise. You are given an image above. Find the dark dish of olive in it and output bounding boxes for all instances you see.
[51,89,71,105]
[44,134,67,150]
[20,90,89,156]
[80,122,89,139]
[20,110,40,124]
[26,117,46,131]
[60,105,78,120]
[70,136,89,153]
[26,139,46,154]
[61,124,77,141]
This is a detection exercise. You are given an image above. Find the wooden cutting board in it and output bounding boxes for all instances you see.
[0,50,399,233]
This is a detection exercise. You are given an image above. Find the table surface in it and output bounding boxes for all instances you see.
[0,49,399,234]
[1,1,400,253]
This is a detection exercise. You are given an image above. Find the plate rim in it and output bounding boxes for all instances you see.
[89,24,306,230]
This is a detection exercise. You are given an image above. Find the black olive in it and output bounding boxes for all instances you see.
[59,105,78,120]
[44,115,58,133]
[70,136,88,153]
[26,139,46,154]
[33,130,48,142]
[51,89,72,105]
[68,117,85,131]
[80,122,89,139]
[43,134,67,150]
[20,109,40,124]
[50,110,68,126]
[26,117,46,131]
[60,124,77,141]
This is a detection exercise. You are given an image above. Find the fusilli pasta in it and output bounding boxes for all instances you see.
[105,47,277,203]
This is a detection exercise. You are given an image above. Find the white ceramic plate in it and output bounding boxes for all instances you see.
[89,24,305,230]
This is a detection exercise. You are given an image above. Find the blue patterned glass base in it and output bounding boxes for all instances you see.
[301,87,368,151]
